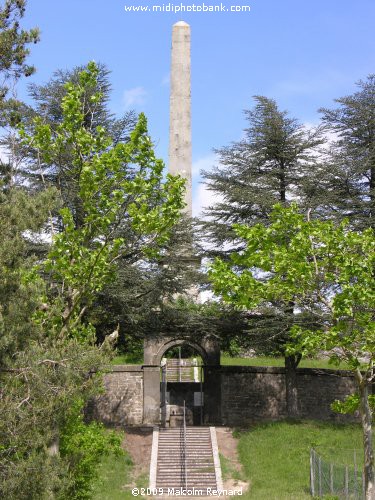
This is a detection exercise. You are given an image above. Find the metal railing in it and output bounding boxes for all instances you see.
[180,400,188,489]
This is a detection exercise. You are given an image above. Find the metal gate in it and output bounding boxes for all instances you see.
[160,359,204,426]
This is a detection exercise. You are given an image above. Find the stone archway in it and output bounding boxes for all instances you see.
[142,336,221,425]
[144,336,219,366]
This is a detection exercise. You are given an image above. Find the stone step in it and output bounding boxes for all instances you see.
[158,441,212,444]
[158,451,213,453]
[157,473,216,477]
[159,439,211,441]
[158,446,212,449]
[157,458,214,462]
[159,433,211,436]
[156,482,217,486]
[158,468,215,472]
[158,459,213,462]
[158,471,216,473]
[156,483,217,488]
[158,456,213,459]
[156,482,217,485]
[157,475,216,479]
[154,426,219,491]
[158,445,212,448]
[157,470,215,473]
[159,430,210,433]
[156,486,217,488]
[159,429,210,432]
[159,440,211,443]
[158,452,213,456]
[158,450,213,453]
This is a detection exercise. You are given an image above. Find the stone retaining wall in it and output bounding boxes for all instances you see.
[88,364,364,426]
[221,366,287,425]
[87,365,143,426]
[221,366,359,426]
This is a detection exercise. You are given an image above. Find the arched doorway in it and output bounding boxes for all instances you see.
[143,336,221,426]
[160,342,205,427]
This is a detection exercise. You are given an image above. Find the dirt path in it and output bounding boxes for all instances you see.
[123,426,154,486]
[215,427,250,494]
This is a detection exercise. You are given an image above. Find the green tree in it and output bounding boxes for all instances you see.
[209,204,374,498]
[200,95,324,255]
[0,0,38,84]
[200,96,324,415]
[0,0,44,365]
[7,62,202,347]
[20,61,185,341]
[0,0,39,126]
[5,63,137,226]
[319,75,375,230]
[0,62,184,498]
[91,214,205,349]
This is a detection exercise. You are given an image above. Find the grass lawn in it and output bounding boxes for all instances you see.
[111,353,143,365]
[92,451,136,500]
[235,421,363,500]
[220,356,353,370]
[111,353,352,370]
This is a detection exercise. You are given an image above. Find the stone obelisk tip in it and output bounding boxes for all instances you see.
[173,20,190,27]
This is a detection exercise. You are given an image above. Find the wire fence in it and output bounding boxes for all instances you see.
[310,448,365,499]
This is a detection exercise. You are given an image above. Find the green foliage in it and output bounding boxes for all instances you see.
[60,399,123,499]
[209,202,374,491]
[199,96,325,361]
[209,203,375,369]
[20,61,185,341]
[319,75,375,230]
[199,95,324,255]
[0,186,56,363]
[1,62,184,498]
[0,0,39,126]
[92,452,134,500]
[0,337,112,499]
[332,394,375,415]
[0,1,39,80]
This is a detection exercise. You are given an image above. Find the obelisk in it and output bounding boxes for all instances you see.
[169,21,192,216]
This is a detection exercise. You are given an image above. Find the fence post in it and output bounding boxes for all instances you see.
[318,455,322,497]
[353,450,357,498]
[362,471,365,499]
[310,449,315,496]
[344,466,349,499]
[330,463,334,494]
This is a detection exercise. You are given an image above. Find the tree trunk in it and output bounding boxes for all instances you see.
[285,354,301,419]
[355,371,374,500]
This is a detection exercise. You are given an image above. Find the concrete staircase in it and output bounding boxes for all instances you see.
[153,427,221,493]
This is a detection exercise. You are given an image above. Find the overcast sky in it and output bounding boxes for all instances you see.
[20,0,375,215]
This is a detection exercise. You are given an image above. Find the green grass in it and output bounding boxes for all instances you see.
[110,353,353,370]
[110,353,143,365]
[220,453,244,482]
[221,355,352,370]
[92,451,135,500]
[235,421,363,500]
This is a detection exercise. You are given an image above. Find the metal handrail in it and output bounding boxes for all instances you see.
[180,400,188,490]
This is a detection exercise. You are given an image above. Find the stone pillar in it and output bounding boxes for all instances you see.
[143,366,161,425]
[169,21,192,216]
